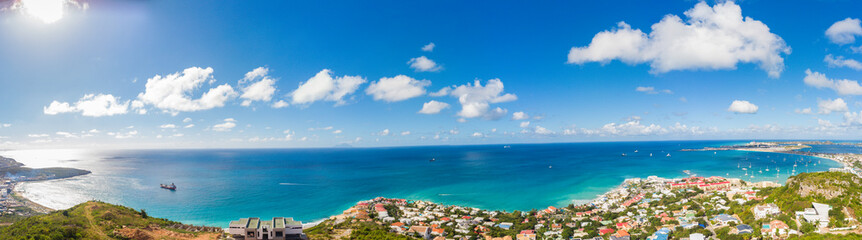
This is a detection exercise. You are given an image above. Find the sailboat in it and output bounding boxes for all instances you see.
[634,150,639,153]
[650,153,653,157]
[765,166,770,172]
[666,153,671,157]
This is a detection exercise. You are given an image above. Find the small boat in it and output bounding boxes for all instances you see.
[548,165,553,169]
[503,145,511,149]
[160,183,177,190]
[621,153,627,156]
[634,150,639,153]
[650,153,653,157]
[430,158,436,162]
[666,153,671,157]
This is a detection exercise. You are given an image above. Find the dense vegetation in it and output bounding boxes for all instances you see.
[762,172,862,227]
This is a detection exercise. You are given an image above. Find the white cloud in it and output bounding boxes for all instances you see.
[429,87,451,97]
[824,54,862,71]
[844,111,862,126]
[400,131,411,136]
[182,117,192,123]
[366,75,431,102]
[212,118,237,132]
[534,126,554,135]
[635,86,673,94]
[137,67,237,114]
[184,124,195,128]
[818,98,848,114]
[160,124,177,129]
[520,121,530,128]
[422,42,436,52]
[727,100,758,114]
[377,129,390,136]
[418,100,450,114]
[512,111,529,120]
[826,18,862,45]
[567,1,790,78]
[804,69,862,95]
[239,67,277,106]
[55,131,77,138]
[43,94,130,117]
[271,100,289,109]
[113,130,138,139]
[471,132,484,137]
[333,129,342,134]
[0,122,10,128]
[448,79,517,120]
[291,69,366,105]
[408,56,442,72]
[28,134,48,138]
[795,108,813,115]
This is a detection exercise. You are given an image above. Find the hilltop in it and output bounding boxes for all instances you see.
[762,171,862,229]
[0,201,223,240]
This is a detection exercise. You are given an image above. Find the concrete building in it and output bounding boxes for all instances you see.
[228,217,307,240]
[795,202,831,227]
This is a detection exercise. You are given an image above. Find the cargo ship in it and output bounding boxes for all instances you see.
[160,183,177,190]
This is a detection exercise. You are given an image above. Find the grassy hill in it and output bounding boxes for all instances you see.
[0,201,223,240]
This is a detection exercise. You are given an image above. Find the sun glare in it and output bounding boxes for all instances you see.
[19,0,66,24]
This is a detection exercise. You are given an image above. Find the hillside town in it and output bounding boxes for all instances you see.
[322,173,857,240]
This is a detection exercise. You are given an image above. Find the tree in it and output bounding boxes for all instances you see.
[140,209,148,219]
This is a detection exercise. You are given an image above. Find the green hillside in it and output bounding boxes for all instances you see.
[0,201,222,240]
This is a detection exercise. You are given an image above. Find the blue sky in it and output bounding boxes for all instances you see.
[1,0,862,149]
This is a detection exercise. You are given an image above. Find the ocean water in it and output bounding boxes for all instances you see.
[1,141,842,227]
[799,144,862,154]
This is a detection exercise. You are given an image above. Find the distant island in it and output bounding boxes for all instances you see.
[0,156,91,182]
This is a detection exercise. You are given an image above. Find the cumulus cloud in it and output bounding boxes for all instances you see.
[804,69,862,95]
[826,18,862,45]
[407,56,442,72]
[512,111,529,120]
[728,100,758,114]
[418,100,450,114]
[824,54,862,71]
[520,121,530,128]
[597,120,665,136]
[291,69,366,105]
[422,42,435,52]
[160,124,177,129]
[376,129,390,136]
[567,1,790,78]
[818,98,848,114]
[212,118,237,132]
[429,87,451,97]
[183,117,192,123]
[366,75,431,102]
[43,94,130,117]
[471,132,484,137]
[448,79,517,120]
[238,67,277,106]
[845,111,862,126]
[137,67,237,114]
[400,131,411,136]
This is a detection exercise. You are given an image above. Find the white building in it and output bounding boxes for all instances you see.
[795,202,831,227]
[228,217,307,240]
[753,203,781,219]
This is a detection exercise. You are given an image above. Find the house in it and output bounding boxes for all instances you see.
[753,203,781,219]
[734,224,753,234]
[599,228,615,235]
[516,230,537,240]
[228,217,307,240]
[762,220,790,237]
[796,202,831,227]
[615,222,631,230]
[407,226,432,239]
[431,228,445,236]
[499,222,514,230]
[712,214,740,225]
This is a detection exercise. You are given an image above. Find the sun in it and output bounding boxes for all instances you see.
[19,0,67,24]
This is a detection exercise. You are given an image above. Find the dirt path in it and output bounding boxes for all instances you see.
[83,202,112,240]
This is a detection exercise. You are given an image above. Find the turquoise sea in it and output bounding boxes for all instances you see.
[0,141,843,227]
